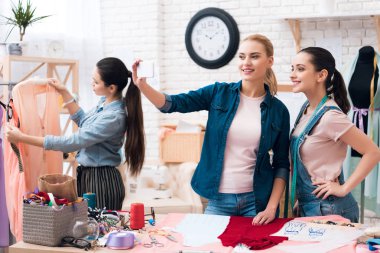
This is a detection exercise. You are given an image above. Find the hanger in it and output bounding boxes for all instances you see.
[0,82,15,120]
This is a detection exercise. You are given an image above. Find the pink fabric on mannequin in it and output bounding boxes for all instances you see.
[3,79,62,241]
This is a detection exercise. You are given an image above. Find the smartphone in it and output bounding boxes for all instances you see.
[137,61,154,78]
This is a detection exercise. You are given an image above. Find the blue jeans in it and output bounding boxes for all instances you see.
[204,191,257,217]
[298,193,359,223]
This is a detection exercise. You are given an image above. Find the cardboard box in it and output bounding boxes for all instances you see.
[159,125,205,163]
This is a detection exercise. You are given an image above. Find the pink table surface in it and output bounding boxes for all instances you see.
[128,213,374,253]
[9,213,375,253]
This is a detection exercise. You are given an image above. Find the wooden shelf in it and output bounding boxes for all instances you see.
[2,55,78,65]
[278,83,293,92]
[276,13,380,52]
[276,12,380,20]
[0,55,79,94]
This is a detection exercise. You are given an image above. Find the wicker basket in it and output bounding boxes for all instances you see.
[23,201,88,246]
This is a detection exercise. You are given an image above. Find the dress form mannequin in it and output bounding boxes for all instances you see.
[348,46,379,157]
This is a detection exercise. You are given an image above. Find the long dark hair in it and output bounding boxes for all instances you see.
[96,57,145,177]
[299,47,350,114]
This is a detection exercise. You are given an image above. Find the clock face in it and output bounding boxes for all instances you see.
[191,16,230,61]
[185,8,239,69]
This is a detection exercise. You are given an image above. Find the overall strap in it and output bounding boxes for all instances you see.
[285,100,307,216]
[301,105,341,138]
[290,101,309,136]
[290,104,340,209]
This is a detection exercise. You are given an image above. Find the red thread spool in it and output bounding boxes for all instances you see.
[130,203,145,230]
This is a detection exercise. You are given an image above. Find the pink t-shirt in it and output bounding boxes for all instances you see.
[219,93,264,193]
[292,100,354,182]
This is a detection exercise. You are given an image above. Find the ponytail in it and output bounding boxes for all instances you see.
[265,68,278,95]
[299,47,351,114]
[96,58,145,177]
[329,69,350,114]
[124,72,145,177]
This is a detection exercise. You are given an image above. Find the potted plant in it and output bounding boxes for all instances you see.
[1,0,50,55]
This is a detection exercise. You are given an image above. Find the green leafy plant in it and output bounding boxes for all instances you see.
[1,0,50,42]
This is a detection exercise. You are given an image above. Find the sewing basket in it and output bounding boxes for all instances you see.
[23,201,88,246]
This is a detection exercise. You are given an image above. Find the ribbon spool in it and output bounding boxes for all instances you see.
[107,231,135,249]
[83,192,96,209]
[130,203,145,230]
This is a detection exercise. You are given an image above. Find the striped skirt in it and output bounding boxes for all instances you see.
[76,165,125,210]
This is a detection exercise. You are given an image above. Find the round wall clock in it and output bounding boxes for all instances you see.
[185,7,240,69]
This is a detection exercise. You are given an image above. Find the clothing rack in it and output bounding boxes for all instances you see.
[0,82,17,86]
[0,82,17,95]
[0,82,17,121]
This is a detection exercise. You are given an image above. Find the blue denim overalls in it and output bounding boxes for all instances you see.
[291,102,359,222]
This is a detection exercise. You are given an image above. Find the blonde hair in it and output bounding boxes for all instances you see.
[243,34,278,95]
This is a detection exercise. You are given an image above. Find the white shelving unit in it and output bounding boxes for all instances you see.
[276,13,380,53]
[276,13,380,92]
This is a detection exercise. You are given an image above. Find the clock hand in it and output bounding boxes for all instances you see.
[210,31,219,39]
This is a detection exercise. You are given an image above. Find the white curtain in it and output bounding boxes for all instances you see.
[0,0,103,111]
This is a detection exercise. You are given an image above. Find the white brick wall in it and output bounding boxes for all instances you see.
[100,0,380,160]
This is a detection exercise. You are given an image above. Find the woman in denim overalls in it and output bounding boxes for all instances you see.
[290,47,380,222]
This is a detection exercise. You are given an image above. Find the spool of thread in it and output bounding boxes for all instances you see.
[83,192,96,209]
[129,203,145,230]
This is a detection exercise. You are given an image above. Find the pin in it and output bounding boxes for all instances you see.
[166,234,177,242]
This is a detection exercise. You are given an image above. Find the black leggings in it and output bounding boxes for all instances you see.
[76,165,125,210]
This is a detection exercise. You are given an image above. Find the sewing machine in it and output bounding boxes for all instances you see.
[127,165,172,200]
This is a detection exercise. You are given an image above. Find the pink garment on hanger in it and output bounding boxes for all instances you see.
[3,79,62,241]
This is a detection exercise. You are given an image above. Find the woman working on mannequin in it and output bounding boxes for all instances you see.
[133,34,290,225]
[6,57,145,210]
[290,47,380,222]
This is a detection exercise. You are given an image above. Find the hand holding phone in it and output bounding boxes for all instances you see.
[137,61,154,78]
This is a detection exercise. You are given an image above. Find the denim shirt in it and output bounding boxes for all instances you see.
[160,81,290,212]
[44,97,127,167]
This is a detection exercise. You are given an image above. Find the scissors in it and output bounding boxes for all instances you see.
[143,234,164,248]
[148,228,178,243]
